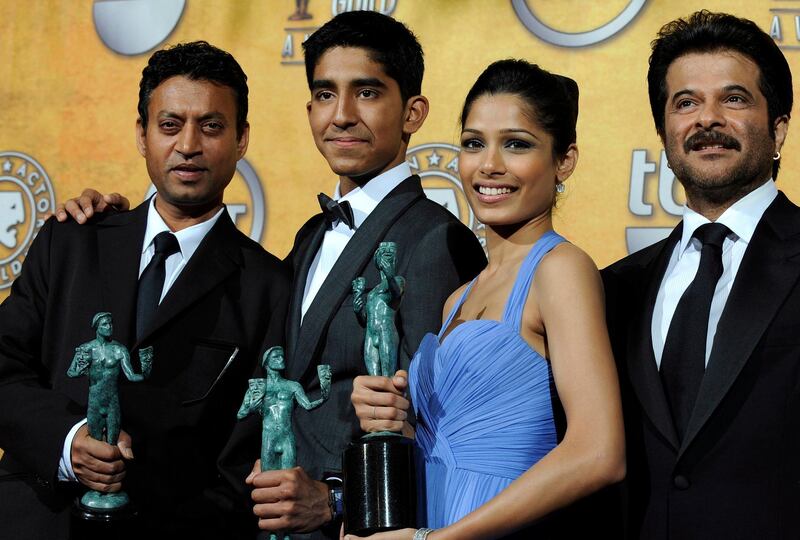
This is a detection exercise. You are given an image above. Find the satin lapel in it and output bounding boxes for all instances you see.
[286,216,326,363]
[627,224,682,451]
[96,204,149,347]
[135,210,242,345]
[681,193,800,455]
[288,176,424,380]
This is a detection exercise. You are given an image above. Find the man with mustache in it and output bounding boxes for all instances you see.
[603,11,800,539]
[0,41,289,539]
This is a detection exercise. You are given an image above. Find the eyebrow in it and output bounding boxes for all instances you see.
[310,77,388,90]
[722,84,756,99]
[462,127,540,140]
[352,77,387,88]
[310,79,333,90]
[157,111,227,122]
[671,84,756,102]
[670,89,697,102]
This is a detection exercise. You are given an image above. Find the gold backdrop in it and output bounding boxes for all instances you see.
[0,0,798,292]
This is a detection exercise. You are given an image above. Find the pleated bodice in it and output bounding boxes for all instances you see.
[409,231,565,528]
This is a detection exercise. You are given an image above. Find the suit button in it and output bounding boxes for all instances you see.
[673,475,690,490]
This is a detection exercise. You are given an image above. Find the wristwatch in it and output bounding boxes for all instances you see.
[323,477,344,520]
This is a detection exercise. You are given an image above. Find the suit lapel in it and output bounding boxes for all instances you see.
[286,216,326,362]
[627,224,682,451]
[97,203,149,347]
[288,176,424,379]
[681,193,800,454]
[135,210,242,345]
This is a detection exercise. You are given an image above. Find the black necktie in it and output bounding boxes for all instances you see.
[660,222,731,440]
[136,231,180,339]
[318,193,355,230]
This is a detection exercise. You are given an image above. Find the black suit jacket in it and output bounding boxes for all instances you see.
[603,191,800,539]
[282,176,485,539]
[0,201,290,540]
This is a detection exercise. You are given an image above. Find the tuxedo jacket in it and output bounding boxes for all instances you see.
[279,176,485,538]
[602,192,800,540]
[0,201,289,540]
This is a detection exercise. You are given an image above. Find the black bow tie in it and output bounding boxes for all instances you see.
[318,193,355,230]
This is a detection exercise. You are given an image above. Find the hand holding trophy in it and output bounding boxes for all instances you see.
[237,347,331,540]
[345,242,416,535]
[67,312,153,519]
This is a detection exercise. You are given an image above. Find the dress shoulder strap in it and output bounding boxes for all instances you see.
[437,278,477,339]
[502,230,566,330]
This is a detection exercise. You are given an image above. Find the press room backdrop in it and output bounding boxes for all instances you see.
[1,0,799,302]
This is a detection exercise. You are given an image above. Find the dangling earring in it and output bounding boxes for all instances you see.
[555,182,565,194]
[774,151,781,161]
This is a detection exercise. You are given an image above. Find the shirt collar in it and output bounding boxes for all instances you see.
[331,162,411,229]
[679,179,778,256]
[142,195,225,259]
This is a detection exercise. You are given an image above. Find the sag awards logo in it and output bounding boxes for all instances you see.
[93,0,185,55]
[144,157,266,243]
[282,0,398,65]
[626,149,681,254]
[767,1,800,50]
[511,0,647,47]
[0,152,56,290]
[406,143,485,248]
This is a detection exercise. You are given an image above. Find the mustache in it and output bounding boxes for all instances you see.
[683,130,741,153]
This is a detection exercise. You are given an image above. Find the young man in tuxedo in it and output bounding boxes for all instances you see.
[603,11,799,539]
[0,41,289,539]
[243,12,485,538]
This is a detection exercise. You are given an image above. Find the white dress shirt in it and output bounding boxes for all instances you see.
[300,162,412,322]
[58,196,224,481]
[137,196,224,294]
[652,180,778,369]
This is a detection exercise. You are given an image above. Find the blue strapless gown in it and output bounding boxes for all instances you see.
[409,231,565,528]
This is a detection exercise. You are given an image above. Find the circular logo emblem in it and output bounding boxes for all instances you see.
[144,157,266,243]
[93,0,185,56]
[511,0,647,48]
[406,143,485,247]
[0,152,56,289]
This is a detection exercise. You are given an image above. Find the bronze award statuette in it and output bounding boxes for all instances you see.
[344,242,416,535]
[237,346,332,540]
[66,312,153,538]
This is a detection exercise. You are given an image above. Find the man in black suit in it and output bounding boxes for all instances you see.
[244,11,486,539]
[603,11,799,539]
[0,41,289,539]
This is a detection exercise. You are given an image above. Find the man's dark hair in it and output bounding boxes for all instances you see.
[648,11,792,178]
[138,41,249,139]
[302,11,424,102]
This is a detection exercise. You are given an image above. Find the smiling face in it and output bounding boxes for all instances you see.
[306,47,427,192]
[374,241,396,271]
[136,75,249,223]
[662,51,788,208]
[458,93,576,228]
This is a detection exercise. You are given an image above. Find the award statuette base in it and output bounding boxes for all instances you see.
[70,496,138,540]
[343,433,416,536]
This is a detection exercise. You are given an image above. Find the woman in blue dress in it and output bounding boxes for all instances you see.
[349,60,625,540]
